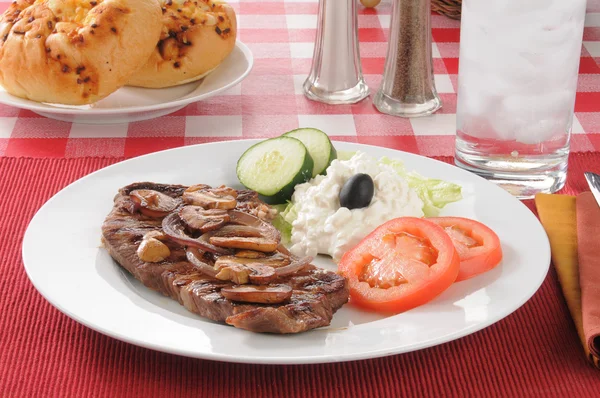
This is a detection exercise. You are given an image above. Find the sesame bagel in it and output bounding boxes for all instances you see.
[127,0,237,89]
[0,0,162,105]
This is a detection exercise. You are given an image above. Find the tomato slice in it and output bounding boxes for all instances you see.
[338,217,460,314]
[429,217,502,282]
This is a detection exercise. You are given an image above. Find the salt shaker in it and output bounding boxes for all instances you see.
[303,0,369,104]
[374,0,441,117]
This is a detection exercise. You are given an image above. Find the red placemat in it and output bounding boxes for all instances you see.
[2,153,600,397]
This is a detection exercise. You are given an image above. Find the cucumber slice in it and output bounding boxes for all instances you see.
[282,128,337,177]
[236,137,314,204]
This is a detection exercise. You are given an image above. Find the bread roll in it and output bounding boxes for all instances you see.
[127,0,237,89]
[0,0,162,105]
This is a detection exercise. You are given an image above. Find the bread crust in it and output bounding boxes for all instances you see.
[127,0,237,89]
[0,0,162,105]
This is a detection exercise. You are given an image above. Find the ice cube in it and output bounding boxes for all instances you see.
[494,0,554,16]
[502,90,574,122]
[490,116,516,141]
[457,84,494,118]
[481,50,538,88]
[457,113,497,141]
[514,118,569,145]
[500,90,575,144]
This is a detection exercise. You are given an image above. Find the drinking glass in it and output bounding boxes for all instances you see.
[454,0,587,198]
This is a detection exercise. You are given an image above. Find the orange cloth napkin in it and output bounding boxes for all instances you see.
[536,192,600,369]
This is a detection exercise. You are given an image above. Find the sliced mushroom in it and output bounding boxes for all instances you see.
[143,230,168,241]
[130,189,179,218]
[215,264,251,285]
[214,259,276,285]
[178,206,230,233]
[209,236,279,253]
[234,250,267,259]
[185,184,211,192]
[221,285,293,304]
[137,238,171,263]
[215,253,291,268]
[211,225,262,238]
[211,185,238,199]
[183,185,237,209]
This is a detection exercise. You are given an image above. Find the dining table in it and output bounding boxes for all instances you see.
[2,0,600,396]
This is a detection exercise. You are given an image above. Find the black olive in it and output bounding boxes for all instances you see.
[339,173,375,210]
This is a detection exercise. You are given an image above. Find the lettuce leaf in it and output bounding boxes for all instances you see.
[271,203,294,245]
[380,157,462,217]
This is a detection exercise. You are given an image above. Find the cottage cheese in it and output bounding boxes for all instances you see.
[289,152,424,262]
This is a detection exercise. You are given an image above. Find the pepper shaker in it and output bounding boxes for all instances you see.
[303,0,369,104]
[374,0,441,117]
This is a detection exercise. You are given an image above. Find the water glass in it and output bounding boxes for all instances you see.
[454,0,587,198]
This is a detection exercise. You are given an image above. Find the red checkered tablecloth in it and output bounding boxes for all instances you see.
[4,2,600,396]
[2,0,600,159]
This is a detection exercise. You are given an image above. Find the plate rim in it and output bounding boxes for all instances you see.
[21,139,551,364]
[0,41,253,116]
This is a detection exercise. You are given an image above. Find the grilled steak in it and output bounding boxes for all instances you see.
[101,182,349,334]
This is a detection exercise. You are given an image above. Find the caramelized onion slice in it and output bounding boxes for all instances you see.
[277,244,292,257]
[274,256,313,277]
[186,248,218,278]
[221,285,293,304]
[162,213,231,255]
[228,210,281,243]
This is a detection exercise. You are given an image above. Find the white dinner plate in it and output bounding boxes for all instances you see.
[22,140,551,364]
[0,41,252,125]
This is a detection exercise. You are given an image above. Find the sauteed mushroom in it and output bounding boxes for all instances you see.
[201,211,282,253]
[143,230,168,241]
[215,253,291,268]
[209,236,278,252]
[137,232,171,263]
[183,185,237,209]
[130,189,179,217]
[220,285,293,304]
[215,264,251,284]
[178,206,230,233]
[210,225,262,238]
[235,250,267,259]
[211,186,239,199]
[215,263,276,285]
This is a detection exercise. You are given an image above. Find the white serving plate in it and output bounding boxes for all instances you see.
[22,140,551,364]
[0,41,252,124]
